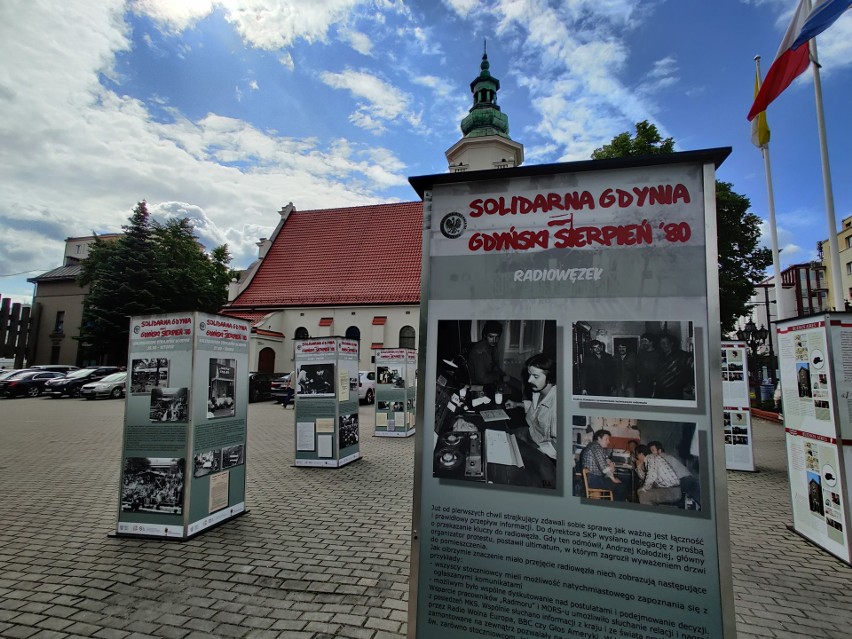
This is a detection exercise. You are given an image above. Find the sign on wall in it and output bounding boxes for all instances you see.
[409,151,736,638]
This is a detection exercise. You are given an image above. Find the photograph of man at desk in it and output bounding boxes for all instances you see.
[432,319,557,490]
[572,416,701,511]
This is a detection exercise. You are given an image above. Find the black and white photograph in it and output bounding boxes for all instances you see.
[121,457,184,514]
[377,365,405,388]
[339,412,359,449]
[193,449,221,478]
[221,444,245,469]
[131,357,169,395]
[208,358,236,417]
[149,387,189,422]
[433,319,557,490]
[296,363,335,397]
[572,417,702,511]
[572,320,697,405]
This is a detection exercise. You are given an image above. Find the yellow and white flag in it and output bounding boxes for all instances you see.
[751,70,771,149]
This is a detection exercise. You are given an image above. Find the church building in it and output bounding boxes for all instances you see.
[221,50,523,373]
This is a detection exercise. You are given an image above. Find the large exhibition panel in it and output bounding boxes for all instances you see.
[408,151,736,638]
[116,312,249,539]
[777,314,852,563]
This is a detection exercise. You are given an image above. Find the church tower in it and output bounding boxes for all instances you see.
[445,45,524,173]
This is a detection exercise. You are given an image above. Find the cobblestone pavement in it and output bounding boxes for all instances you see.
[0,399,849,638]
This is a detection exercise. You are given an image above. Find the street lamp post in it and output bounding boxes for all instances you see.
[737,319,770,395]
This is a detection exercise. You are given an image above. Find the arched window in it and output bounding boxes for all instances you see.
[400,325,416,350]
[294,326,309,340]
[258,347,275,373]
[345,325,361,340]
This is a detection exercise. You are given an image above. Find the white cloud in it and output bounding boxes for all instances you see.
[320,69,422,133]
[0,0,409,298]
[340,28,374,55]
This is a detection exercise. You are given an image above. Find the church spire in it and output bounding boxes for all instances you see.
[460,43,511,139]
[445,45,524,172]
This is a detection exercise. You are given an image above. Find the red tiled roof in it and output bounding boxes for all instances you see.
[319,317,333,326]
[372,316,387,325]
[371,342,384,349]
[230,202,423,308]
[220,310,269,325]
[253,328,284,338]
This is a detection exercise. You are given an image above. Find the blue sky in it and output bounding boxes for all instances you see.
[2,0,851,305]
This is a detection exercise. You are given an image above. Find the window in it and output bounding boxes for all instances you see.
[400,326,416,349]
[846,236,852,249]
[847,262,852,275]
[294,326,309,339]
[54,311,65,334]
[345,326,361,340]
[50,345,60,364]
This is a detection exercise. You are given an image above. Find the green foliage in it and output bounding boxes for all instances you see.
[79,201,233,363]
[592,121,772,331]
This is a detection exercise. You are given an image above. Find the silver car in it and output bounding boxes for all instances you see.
[80,371,127,400]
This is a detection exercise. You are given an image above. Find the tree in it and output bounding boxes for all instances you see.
[79,201,234,363]
[592,121,771,331]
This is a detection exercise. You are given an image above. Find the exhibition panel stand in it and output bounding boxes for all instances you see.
[777,313,852,563]
[374,348,417,437]
[721,341,756,472]
[116,312,250,539]
[293,337,361,467]
[408,150,737,638]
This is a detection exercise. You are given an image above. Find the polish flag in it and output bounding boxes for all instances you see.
[747,0,812,121]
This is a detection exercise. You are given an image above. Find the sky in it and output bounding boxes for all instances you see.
[2,0,851,306]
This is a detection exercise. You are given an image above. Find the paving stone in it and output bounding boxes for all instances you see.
[2,404,850,639]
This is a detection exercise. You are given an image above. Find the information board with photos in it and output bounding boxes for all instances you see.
[777,314,852,562]
[116,312,249,539]
[294,337,361,467]
[408,151,736,638]
[374,348,417,437]
[721,341,755,472]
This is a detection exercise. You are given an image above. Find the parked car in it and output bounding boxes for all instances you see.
[0,368,33,382]
[43,366,121,398]
[359,371,375,404]
[29,364,80,374]
[1,370,65,398]
[270,373,294,407]
[248,372,278,403]
[80,371,127,400]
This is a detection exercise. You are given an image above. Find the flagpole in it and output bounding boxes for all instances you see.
[809,34,843,310]
[755,56,788,322]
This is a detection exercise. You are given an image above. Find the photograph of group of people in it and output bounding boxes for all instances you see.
[432,319,558,489]
[150,387,189,422]
[572,320,696,405]
[339,413,359,449]
[131,358,169,395]
[724,410,749,446]
[296,363,335,397]
[377,365,406,388]
[572,417,701,510]
[721,348,745,382]
[208,358,236,418]
[121,457,184,513]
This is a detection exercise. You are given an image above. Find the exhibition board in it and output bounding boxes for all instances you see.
[293,337,361,467]
[116,312,249,539]
[721,341,755,472]
[408,150,736,638]
[777,314,852,563]
[374,348,417,437]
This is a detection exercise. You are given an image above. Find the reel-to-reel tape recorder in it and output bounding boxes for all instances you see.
[433,431,485,480]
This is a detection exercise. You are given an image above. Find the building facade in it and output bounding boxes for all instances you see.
[27,234,122,366]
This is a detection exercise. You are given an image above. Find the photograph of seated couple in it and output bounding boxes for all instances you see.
[433,319,557,489]
[573,418,701,511]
